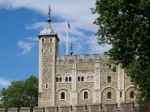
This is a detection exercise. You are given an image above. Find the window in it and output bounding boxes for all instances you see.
[61,92,65,100]
[65,77,68,82]
[50,38,52,42]
[107,92,111,99]
[84,91,88,99]
[42,39,44,42]
[69,77,72,82]
[45,83,49,89]
[59,77,62,82]
[130,91,134,98]
[107,76,111,83]
[56,77,59,82]
[81,76,84,81]
[78,77,80,81]
[120,92,122,98]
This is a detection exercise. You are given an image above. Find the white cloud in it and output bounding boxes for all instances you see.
[27,37,38,42]
[0,78,10,88]
[17,40,34,55]
[0,0,111,55]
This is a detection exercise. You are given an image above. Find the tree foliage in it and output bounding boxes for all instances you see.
[93,0,150,100]
[0,76,38,108]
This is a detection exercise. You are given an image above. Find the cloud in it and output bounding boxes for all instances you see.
[27,37,38,42]
[17,40,34,55]
[0,0,111,55]
[0,78,10,89]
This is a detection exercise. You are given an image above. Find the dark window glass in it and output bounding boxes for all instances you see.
[107,92,111,99]
[59,77,62,82]
[107,76,111,83]
[65,77,68,82]
[81,76,84,81]
[78,77,80,81]
[120,92,122,98]
[56,77,59,82]
[61,92,65,99]
[69,77,72,82]
[130,91,134,98]
[84,92,88,99]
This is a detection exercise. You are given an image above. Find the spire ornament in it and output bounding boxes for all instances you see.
[39,5,55,35]
[47,5,51,24]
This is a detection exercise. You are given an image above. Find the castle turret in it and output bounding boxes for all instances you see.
[38,5,59,107]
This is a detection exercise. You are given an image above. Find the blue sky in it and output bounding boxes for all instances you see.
[0,0,111,89]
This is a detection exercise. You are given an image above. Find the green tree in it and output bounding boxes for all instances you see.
[0,76,38,108]
[93,0,150,100]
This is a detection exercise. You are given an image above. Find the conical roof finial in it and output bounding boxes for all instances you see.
[39,5,55,35]
[47,4,51,24]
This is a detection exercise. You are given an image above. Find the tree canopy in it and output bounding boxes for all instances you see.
[93,0,150,100]
[0,76,38,108]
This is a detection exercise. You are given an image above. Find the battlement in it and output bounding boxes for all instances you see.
[57,53,102,61]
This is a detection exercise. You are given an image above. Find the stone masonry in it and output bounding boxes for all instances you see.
[38,8,136,107]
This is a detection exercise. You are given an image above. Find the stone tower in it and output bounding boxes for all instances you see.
[38,6,59,107]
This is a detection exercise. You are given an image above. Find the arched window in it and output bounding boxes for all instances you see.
[59,77,62,82]
[61,92,65,100]
[107,76,111,83]
[65,77,68,82]
[69,77,72,82]
[81,76,84,81]
[84,91,88,99]
[56,77,59,82]
[107,92,111,99]
[42,39,44,42]
[78,77,80,82]
[130,91,134,98]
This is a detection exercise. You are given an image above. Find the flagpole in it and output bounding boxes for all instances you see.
[66,22,69,55]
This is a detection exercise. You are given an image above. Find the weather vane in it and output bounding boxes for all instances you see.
[47,4,51,24]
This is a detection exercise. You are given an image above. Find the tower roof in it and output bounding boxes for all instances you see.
[39,5,56,36]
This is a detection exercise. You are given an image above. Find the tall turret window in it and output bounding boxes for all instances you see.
[107,76,111,83]
[84,91,88,99]
[60,92,65,100]
[107,92,112,99]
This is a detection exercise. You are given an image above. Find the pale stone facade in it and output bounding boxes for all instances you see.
[38,10,136,107]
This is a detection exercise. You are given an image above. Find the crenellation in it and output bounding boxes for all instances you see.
[93,54,100,60]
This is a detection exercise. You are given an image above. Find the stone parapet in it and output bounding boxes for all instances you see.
[0,102,150,112]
